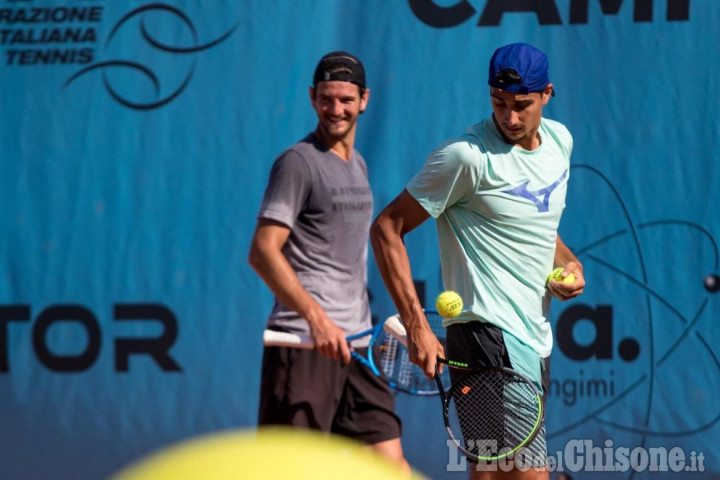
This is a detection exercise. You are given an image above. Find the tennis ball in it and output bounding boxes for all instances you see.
[436,291,463,318]
[547,267,576,284]
[112,427,424,480]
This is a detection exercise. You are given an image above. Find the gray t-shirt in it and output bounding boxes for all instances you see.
[258,134,373,338]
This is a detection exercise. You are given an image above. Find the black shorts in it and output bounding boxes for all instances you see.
[257,346,402,445]
[446,321,550,466]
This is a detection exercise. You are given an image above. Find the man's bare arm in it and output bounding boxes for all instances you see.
[248,218,350,363]
[370,190,443,377]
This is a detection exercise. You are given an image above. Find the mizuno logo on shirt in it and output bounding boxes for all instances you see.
[503,169,568,213]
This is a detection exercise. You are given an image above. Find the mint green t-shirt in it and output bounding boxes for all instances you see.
[407,116,572,358]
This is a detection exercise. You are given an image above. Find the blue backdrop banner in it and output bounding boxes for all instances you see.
[1,1,718,479]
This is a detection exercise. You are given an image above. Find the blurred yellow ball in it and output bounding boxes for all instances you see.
[112,427,426,480]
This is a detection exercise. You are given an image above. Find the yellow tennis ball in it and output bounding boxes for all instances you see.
[112,427,424,480]
[436,291,463,318]
[547,267,576,284]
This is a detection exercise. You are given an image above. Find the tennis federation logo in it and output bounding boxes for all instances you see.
[63,3,238,110]
[504,169,568,213]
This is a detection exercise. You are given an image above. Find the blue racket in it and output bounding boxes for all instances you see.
[263,310,450,395]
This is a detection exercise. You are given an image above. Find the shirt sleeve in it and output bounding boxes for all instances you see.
[406,137,484,218]
[257,149,311,229]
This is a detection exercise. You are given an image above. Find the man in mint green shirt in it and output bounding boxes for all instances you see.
[371,43,585,479]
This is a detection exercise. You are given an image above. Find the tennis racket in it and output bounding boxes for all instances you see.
[376,309,451,395]
[434,359,545,462]
[263,311,446,395]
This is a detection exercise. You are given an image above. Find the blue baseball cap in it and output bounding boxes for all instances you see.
[488,43,554,96]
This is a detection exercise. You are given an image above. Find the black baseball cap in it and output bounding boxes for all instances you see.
[312,51,366,89]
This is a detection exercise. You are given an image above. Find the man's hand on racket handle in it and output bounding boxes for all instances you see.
[306,307,352,364]
[406,321,445,379]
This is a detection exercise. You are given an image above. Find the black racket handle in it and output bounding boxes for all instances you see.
[434,363,446,403]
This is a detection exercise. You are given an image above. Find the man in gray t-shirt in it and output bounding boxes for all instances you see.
[248,51,407,472]
[257,133,373,339]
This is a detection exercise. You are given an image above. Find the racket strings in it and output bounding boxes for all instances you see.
[374,331,444,394]
[376,333,424,392]
[366,311,452,395]
[377,333,399,378]
[397,349,414,386]
[447,370,541,459]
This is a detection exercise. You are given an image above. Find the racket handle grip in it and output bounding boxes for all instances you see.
[383,315,408,347]
[262,330,314,348]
